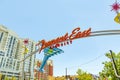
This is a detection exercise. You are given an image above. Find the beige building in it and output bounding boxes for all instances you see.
[34,59,53,80]
[0,25,20,79]
[0,25,36,80]
[18,39,36,80]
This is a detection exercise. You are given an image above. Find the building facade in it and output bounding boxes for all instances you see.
[0,25,20,79]
[0,25,36,80]
[18,39,36,80]
[34,59,53,80]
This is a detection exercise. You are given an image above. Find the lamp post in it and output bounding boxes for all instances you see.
[65,68,67,80]
[21,39,29,80]
[110,50,120,79]
[22,54,25,80]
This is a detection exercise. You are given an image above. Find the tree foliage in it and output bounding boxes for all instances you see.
[76,68,93,80]
[99,51,120,80]
[11,76,16,80]
[4,76,8,80]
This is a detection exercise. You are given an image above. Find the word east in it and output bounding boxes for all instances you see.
[36,27,91,52]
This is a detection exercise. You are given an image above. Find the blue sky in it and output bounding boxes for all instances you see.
[1,0,120,76]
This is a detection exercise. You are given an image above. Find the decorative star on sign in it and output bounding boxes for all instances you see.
[111,2,120,12]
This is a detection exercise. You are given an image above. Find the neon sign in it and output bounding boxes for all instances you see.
[36,27,91,52]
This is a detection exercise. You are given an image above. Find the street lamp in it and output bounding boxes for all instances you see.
[65,68,68,80]
[110,50,120,79]
[21,39,29,80]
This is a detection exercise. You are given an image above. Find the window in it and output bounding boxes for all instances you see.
[0,57,3,68]
[0,32,3,43]
[16,62,20,70]
[8,58,13,69]
[2,58,6,67]
[13,60,16,70]
[0,51,4,56]
[6,59,9,68]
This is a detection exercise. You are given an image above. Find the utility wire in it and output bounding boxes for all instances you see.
[67,53,105,69]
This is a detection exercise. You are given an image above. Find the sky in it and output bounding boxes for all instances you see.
[0,0,120,76]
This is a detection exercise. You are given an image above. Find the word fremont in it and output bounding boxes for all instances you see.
[36,27,91,53]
